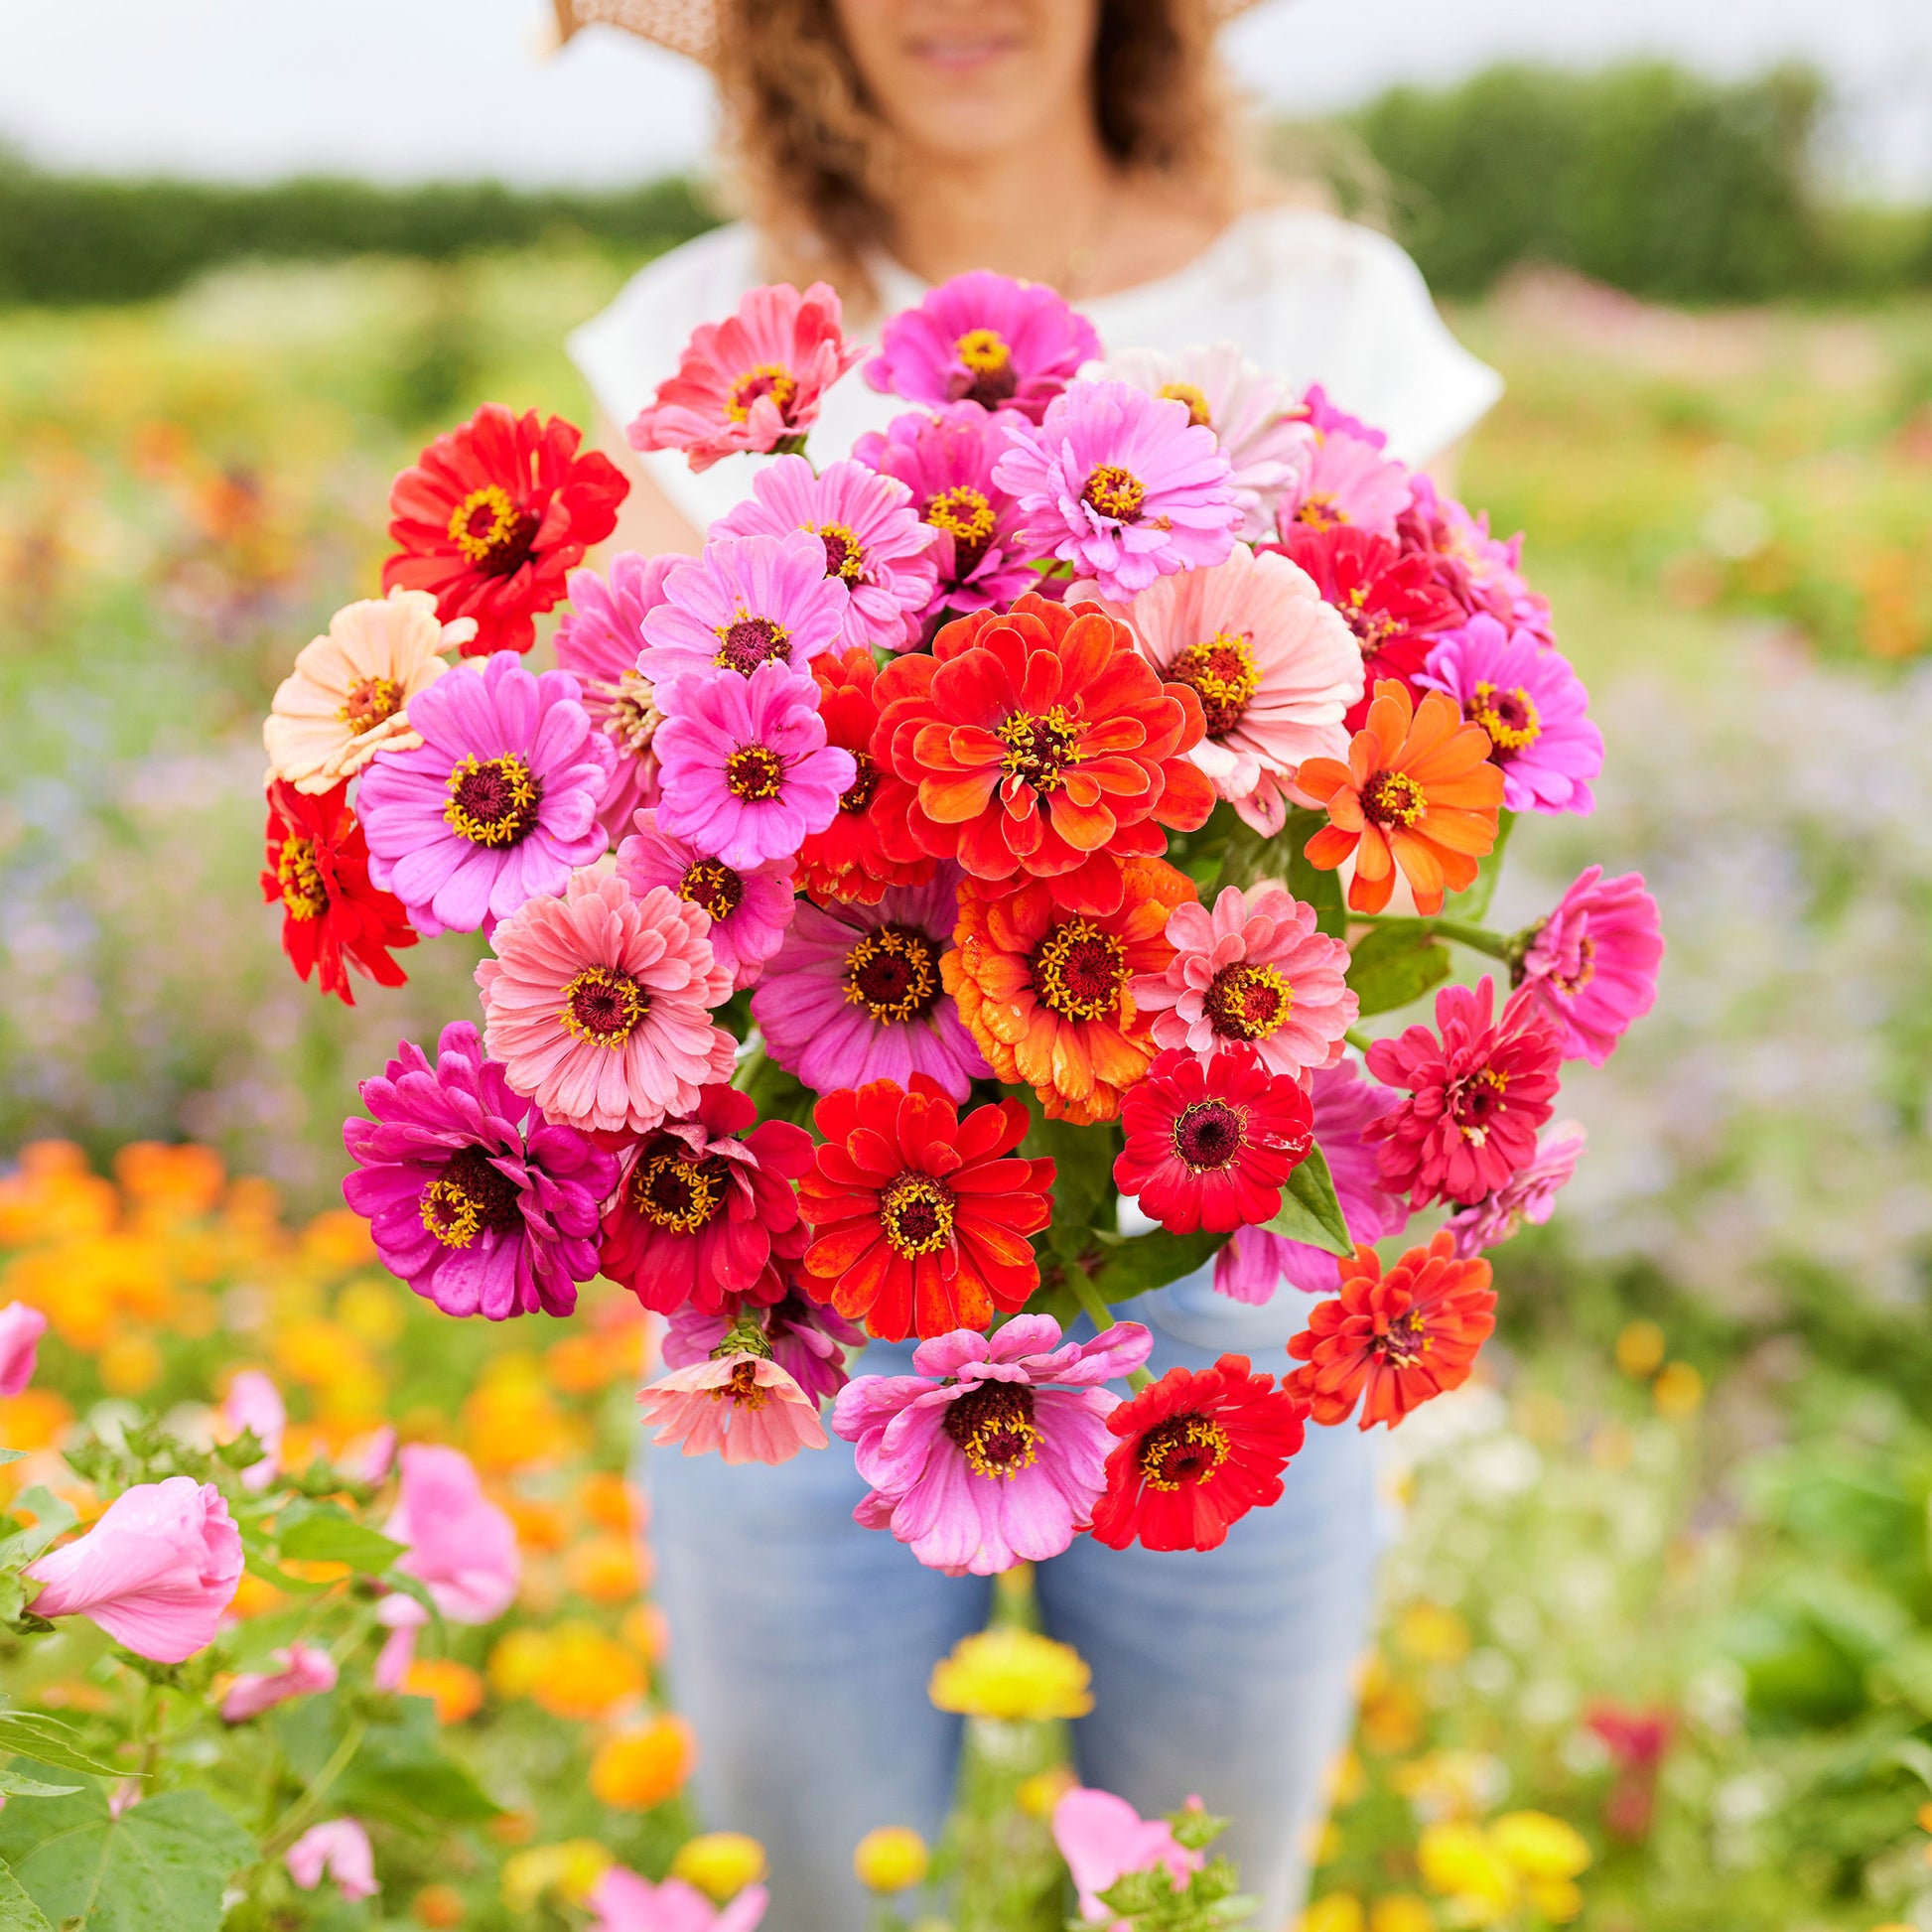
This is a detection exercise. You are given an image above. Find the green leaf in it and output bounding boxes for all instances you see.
[1084,1227,1228,1304]
[275,1505,403,1574]
[0,1714,122,1780]
[0,1452,24,1469]
[1344,921,1452,1018]
[1283,807,1347,938]
[337,1711,500,1827]
[0,1770,82,1799]
[0,1861,53,1932]
[1445,806,1515,921]
[737,1041,816,1131]
[1260,1145,1352,1257]
[1021,1094,1118,1242]
[0,1487,78,1570]
[0,1786,254,1932]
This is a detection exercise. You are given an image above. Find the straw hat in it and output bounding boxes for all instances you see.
[554,0,1265,66]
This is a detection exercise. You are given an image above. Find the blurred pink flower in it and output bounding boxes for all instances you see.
[372,1592,429,1691]
[0,1301,48,1397]
[219,1642,339,1722]
[589,1865,768,1932]
[220,1369,285,1494]
[286,1818,378,1901]
[1050,1786,1202,1928]
[384,1444,519,1623]
[637,1352,829,1466]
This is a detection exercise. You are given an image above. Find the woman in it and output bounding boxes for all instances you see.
[562,4,1501,1926]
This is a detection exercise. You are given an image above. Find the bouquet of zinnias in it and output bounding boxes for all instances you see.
[259,271,1660,1576]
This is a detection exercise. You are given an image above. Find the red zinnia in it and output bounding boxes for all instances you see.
[1112,1046,1313,1234]
[1364,976,1562,1206]
[872,592,1216,917]
[794,646,936,905]
[1089,1354,1310,1552]
[382,404,628,656]
[260,778,416,1005]
[796,1074,1054,1341]
[1286,1230,1496,1428]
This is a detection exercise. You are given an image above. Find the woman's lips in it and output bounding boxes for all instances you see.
[905,35,1024,73]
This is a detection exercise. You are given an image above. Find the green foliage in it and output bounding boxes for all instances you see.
[1092,1812,1255,1930]
[273,1503,403,1573]
[1258,1144,1351,1257]
[0,1713,121,1781]
[0,1865,52,1932]
[1343,922,1452,1019]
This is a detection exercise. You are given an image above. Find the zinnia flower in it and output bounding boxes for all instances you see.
[1113,1046,1315,1235]
[0,1301,47,1397]
[1418,616,1601,815]
[927,1626,1095,1720]
[383,403,627,655]
[994,379,1239,599]
[1278,426,1412,540]
[1402,474,1555,648]
[751,869,990,1103]
[598,1084,813,1314]
[796,1075,1054,1340]
[1134,881,1356,1078]
[873,593,1214,916]
[1364,976,1563,1207]
[852,402,1040,617]
[343,1020,619,1319]
[710,455,939,652]
[1287,1230,1496,1428]
[220,1642,338,1723]
[220,1368,285,1494]
[1052,1788,1203,1929]
[1077,542,1362,834]
[355,650,614,937]
[1518,866,1663,1067]
[261,779,417,1004]
[386,1442,519,1622]
[637,1348,829,1465]
[1444,1119,1587,1257]
[476,869,737,1138]
[286,1819,379,1903]
[652,659,857,871]
[636,531,851,695]
[616,807,795,992]
[1298,679,1503,915]
[555,551,677,844]
[590,1866,768,1932]
[663,1290,864,1406]
[945,858,1195,1125]
[1089,1355,1309,1552]
[24,1476,242,1663]
[864,270,1100,421]
[263,588,467,792]
[830,1314,1152,1575]
[628,280,862,471]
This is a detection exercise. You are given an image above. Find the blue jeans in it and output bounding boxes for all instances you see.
[641,1265,1383,1932]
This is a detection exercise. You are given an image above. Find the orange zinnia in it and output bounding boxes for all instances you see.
[943,857,1195,1124]
[1298,679,1502,915]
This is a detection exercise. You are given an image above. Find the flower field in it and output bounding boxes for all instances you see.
[4,248,1932,1929]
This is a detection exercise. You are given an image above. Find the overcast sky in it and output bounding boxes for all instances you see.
[4,0,1930,195]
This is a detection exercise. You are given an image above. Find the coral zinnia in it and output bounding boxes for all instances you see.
[261,779,416,1005]
[382,404,626,656]
[945,857,1195,1125]
[615,807,795,992]
[476,869,736,1138]
[637,1350,828,1465]
[599,1083,813,1314]
[873,592,1215,916]
[343,1022,618,1318]
[627,280,863,471]
[1518,866,1663,1067]
[1364,976,1563,1207]
[1113,1046,1314,1235]
[1088,1354,1310,1552]
[1298,679,1503,915]
[1286,1230,1496,1429]
[796,1074,1054,1340]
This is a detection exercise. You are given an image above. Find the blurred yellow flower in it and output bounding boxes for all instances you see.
[1396,1602,1471,1666]
[1016,1765,1076,1819]
[1299,1894,1365,1932]
[0,1142,117,1244]
[226,1571,286,1620]
[336,1278,405,1346]
[928,1627,1093,1722]
[487,1628,552,1701]
[1420,1812,1591,1926]
[854,1827,929,1893]
[402,1658,484,1725]
[500,1840,612,1914]
[1652,1361,1705,1420]
[590,1716,694,1810]
[462,1354,582,1472]
[271,1317,373,1390]
[672,1832,767,1900]
[1613,1319,1666,1378]
[116,1141,225,1222]
[303,1208,378,1270]
[1368,1896,1434,1932]
[620,1602,670,1664]
[578,1469,643,1535]
[532,1622,646,1721]
[1325,1747,1367,1807]
[0,1389,72,1452]
[1489,1811,1589,1880]
[499,1495,571,1554]
[565,1532,648,1603]
[1418,1822,1514,1919]
[97,1333,163,1396]
[1392,1750,1506,1823]
[1356,1652,1425,1756]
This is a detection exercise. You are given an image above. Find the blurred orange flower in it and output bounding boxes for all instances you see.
[530,1623,645,1721]
[403,1658,485,1725]
[564,1533,648,1603]
[589,1715,695,1810]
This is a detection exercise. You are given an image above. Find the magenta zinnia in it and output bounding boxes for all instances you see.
[615,807,795,992]
[1518,866,1663,1066]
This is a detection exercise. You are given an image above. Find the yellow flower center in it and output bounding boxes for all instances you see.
[726,364,796,423]
[1448,1066,1510,1147]
[679,858,744,922]
[1202,961,1292,1042]
[631,1149,730,1234]
[340,674,404,734]
[925,484,996,549]
[276,836,327,920]
[1032,917,1127,1022]
[1157,381,1212,429]
[1376,1307,1432,1365]
[710,1359,768,1410]
[879,1173,956,1258]
[725,745,785,801]
[1169,630,1261,737]
[942,1382,1040,1480]
[1466,681,1542,753]
[997,705,1080,794]
[1295,492,1344,531]
[713,615,791,674]
[1361,768,1426,830]
[814,522,866,584]
[1137,1413,1231,1491]
[419,1147,521,1249]
[955,329,1012,376]
[844,925,941,1025]
[1081,463,1146,524]
[558,965,648,1049]
[447,484,535,573]
[444,754,542,847]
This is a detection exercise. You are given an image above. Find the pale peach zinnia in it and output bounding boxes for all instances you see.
[637,1351,829,1465]
[264,588,473,793]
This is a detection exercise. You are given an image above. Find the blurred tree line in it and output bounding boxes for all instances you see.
[2,59,1928,309]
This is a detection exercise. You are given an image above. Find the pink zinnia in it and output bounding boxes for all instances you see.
[1418,616,1601,815]
[615,806,794,992]
[664,1290,864,1406]
[356,650,614,937]
[555,551,676,845]
[1365,976,1564,1207]
[590,1865,768,1932]
[1296,382,1386,446]
[627,280,863,472]
[477,870,736,1138]
[864,269,1100,421]
[636,531,850,696]
[637,1350,829,1465]
[1279,428,1413,540]
[220,1369,286,1494]
[1134,880,1356,1078]
[853,402,1040,619]
[1403,474,1556,648]
[1214,1061,1413,1303]
[1051,1786,1203,1929]
[220,1641,338,1723]
[652,659,857,871]
[831,1314,1153,1577]
[993,379,1239,600]
[750,868,990,1103]
[385,1442,519,1623]
[1079,542,1360,834]
[710,456,939,652]
[286,1819,378,1902]
[0,1301,48,1397]
[1445,1119,1587,1257]
[1519,866,1663,1067]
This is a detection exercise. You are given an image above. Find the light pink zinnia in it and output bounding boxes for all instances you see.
[1519,867,1663,1067]
[478,869,736,1138]
[616,806,795,992]
[220,1641,339,1723]
[286,1819,378,1902]
[664,1291,864,1407]
[590,1865,769,1932]
[1133,881,1356,1078]
[627,280,863,472]
[384,1443,519,1624]
[1077,543,1361,834]
[220,1369,286,1494]
[831,1315,1153,1577]
[1279,428,1413,540]
[25,1476,242,1663]
[652,658,857,871]
[710,456,939,652]
[1445,1119,1587,1257]
[637,1350,829,1465]
[993,379,1239,600]
[0,1301,48,1397]
[1051,1786,1203,1930]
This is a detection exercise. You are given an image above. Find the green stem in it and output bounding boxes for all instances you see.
[1344,1027,1374,1054]
[1348,912,1514,961]
[259,1716,367,1860]
[1067,1273,1153,1391]
[731,1039,766,1094]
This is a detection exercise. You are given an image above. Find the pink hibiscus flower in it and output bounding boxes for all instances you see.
[589,1865,768,1932]
[0,1301,46,1397]
[1519,866,1663,1067]
[219,1642,338,1723]
[286,1819,378,1902]
[1051,1787,1203,1929]
[384,1442,519,1623]
[616,806,796,992]
[637,1350,829,1465]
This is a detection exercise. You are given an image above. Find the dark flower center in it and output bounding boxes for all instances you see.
[679,858,745,921]
[942,1381,1040,1480]
[725,744,786,801]
[1341,585,1400,654]
[419,1145,522,1249]
[1202,962,1292,1041]
[1466,681,1541,754]
[447,484,537,575]
[714,615,791,674]
[1138,1413,1231,1491]
[558,965,648,1048]
[1294,492,1344,532]
[839,751,881,815]
[998,705,1080,794]
[815,522,866,584]
[340,675,404,734]
[444,754,542,847]
[954,328,1018,408]
[1375,1307,1431,1366]
[1173,1099,1247,1172]
[1033,918,1127,1022]
[1360,768,1425,830]
[844,925,941,1025]
[1169,630,1261,738]
[277,836,328,920]
[1447,1066,1510,1146]
[1081,464,1146,525]
[630,1147,731,1234]
[879,1172,955,1258]
[712,1358,768,1409]
[727,364,796,424]
[925,484,997,578]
